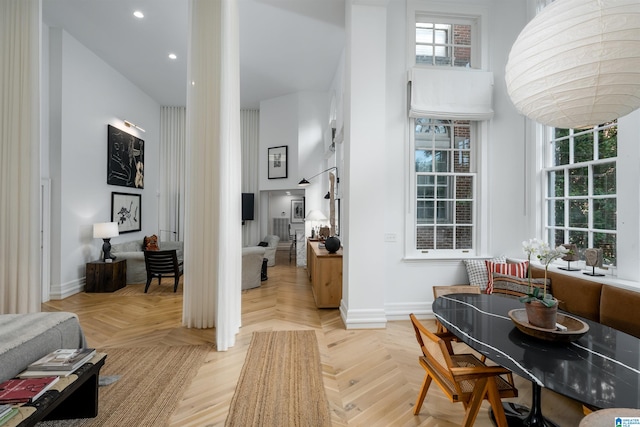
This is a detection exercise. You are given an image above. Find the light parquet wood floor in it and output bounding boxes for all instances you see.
[43,251,585,426]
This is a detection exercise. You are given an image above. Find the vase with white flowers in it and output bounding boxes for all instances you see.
[519,240,570,329]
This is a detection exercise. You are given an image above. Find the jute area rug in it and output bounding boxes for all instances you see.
[36,345,209,427]
[225,330,331,427]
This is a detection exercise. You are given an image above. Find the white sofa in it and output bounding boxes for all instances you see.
[242,246,266,290]
[111,239,184,284]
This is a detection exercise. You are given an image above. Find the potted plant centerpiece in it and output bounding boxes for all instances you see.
[519,239,570,329]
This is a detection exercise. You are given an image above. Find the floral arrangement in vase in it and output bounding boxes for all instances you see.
[518,239,572,329]
[519,239,570,308]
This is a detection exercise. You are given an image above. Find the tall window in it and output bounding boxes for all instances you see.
[415,19,474,67]
[545,123,617,265]
[410,13,480,256]
[415,119,475,251]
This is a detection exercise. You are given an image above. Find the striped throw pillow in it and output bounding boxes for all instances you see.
[491,273,550,297]
[484,260,529,294]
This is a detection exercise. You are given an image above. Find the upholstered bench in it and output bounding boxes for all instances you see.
[528,265,640,338]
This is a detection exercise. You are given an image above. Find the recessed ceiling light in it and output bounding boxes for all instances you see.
[168,53,177,60]
[133,10,144,19]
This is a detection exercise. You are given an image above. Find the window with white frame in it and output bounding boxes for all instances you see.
[414,119,475,251]
[409,12,481,256]
[415,16,475,68]
[544,122,617,266]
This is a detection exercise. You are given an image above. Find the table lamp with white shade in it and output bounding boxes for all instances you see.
[305,209,327,239]
[93,222,119,261]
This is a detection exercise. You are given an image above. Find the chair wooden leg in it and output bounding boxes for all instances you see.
[144,277,152,293]
[173,276,179,292]
[461,377,488,427]
[413,373,432,415]
[485,377,509,427]
[157,275,162,286]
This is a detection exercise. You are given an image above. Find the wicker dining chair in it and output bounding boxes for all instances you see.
[409,313,518,426]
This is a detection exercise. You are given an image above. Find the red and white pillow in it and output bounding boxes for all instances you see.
[484,260,529,294]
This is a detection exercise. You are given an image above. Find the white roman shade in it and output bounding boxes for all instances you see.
[409,67,494,120]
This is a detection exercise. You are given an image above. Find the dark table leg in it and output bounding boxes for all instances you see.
[490,383,559,427]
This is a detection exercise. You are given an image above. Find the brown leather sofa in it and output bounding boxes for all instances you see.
[530,265,640,338]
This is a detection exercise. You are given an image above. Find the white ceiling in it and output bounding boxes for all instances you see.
[42,0,345,108]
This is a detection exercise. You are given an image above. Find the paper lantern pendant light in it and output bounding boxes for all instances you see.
[505,0,640,129]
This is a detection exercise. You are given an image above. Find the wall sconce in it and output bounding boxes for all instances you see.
[93,222,119,262]
[124,120,146,133]
[298,167,338,187]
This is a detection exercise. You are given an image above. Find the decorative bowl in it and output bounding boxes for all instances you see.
[508,309,589,342]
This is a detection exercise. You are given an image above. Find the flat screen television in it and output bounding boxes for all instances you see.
[242,193,254,221]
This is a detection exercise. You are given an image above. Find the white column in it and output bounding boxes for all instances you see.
[182,0,242,351]
[341,0,388,328]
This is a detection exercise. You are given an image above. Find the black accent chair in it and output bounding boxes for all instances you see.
[143,250,183,293]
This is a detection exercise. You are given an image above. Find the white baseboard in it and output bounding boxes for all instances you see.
[339,302,387,329]
[49,278,84,300]
[384,302,434,321]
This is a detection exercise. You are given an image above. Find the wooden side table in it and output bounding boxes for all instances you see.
[85,259,126,292]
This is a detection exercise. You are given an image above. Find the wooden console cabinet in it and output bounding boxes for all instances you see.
[85,259,126,292]
[307,240,342,308]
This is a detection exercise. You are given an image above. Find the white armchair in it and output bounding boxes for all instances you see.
[242,246,266,290]
[260,235,280,266]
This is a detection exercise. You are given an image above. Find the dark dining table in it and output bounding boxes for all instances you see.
[433,293,640,426]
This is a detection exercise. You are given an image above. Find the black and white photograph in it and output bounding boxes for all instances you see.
[291,199,304,223]
[268,145,288,179]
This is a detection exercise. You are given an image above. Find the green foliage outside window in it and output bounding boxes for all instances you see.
[547,123,617,266]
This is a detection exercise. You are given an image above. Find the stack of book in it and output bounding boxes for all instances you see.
[0,376,59,405]
[0,404,19,426]
[18,348,96,378]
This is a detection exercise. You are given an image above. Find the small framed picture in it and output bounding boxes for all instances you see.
[111,192,142,233]
[268,146,288,179]
[291,199,304,223]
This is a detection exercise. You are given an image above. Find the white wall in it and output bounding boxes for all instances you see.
[252,0,531,325]
[46,28,160,299]
[331,0,530,323]
[259,94,300,192]
[259,92,330,237]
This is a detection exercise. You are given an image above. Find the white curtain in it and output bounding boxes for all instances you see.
[159,106,186,242]
[183,0,242,351]
[0,0,41,314]
[241,109,260,247]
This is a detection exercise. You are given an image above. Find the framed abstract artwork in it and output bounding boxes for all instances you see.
[268,145,288,179]
[107,124,144,188]
[111,192,141,233]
